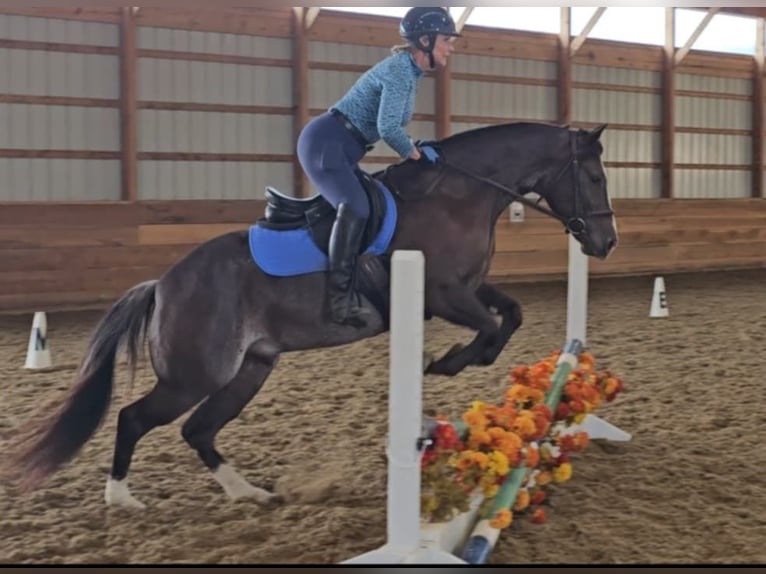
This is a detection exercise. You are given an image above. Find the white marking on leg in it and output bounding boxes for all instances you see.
[212,463,282,506]
[104,477,146,509]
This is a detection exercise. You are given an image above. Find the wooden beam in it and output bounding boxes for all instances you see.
[754,18,764,199]
[570,7,606,56]
[558,7,572,125]
[119,7,137,202]
[435,66,451,140]
[305,7,321,30]
[661,8,675,199]
[454,7,474,34]
[674,7,719,66]
[292,8,310,198]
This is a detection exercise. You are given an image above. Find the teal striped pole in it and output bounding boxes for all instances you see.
[460,339,583,564]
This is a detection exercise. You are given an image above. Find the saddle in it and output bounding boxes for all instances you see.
[256,169,389,256]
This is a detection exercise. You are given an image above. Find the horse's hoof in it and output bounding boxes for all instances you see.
[104,478,146,509]
[259,492,285,509]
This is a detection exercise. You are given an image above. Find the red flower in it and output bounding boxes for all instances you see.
[555,402,571,421]
[531,507,547,524]
[530,488,547,505]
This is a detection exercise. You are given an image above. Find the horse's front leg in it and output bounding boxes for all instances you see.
[424,283,500,377]
[472,282,523,366]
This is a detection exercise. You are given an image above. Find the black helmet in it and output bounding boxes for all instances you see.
[399,7,460,50]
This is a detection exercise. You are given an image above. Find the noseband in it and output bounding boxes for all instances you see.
[440,129,615,236]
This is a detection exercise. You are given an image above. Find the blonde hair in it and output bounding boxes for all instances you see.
[391,43,412,54]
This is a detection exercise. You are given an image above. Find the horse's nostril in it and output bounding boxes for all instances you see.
[607,238,617,251]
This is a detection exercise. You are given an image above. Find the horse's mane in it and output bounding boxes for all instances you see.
[436,120,567,150]
[372,121,568,183]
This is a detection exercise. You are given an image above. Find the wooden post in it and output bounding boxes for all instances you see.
[558,8,572,125]
[435,66,451,140]
[754,17,764,199]
[661,7,675,199]
[291,7,309,198]
[119,7,137,201]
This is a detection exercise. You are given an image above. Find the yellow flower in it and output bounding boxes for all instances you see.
[553,462,573,483]
[483,483,500,498]
[489,508,513,529]
[573,413,586,424]
[488,450,510,477]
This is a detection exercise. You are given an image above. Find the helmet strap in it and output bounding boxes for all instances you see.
[414,33,437,70]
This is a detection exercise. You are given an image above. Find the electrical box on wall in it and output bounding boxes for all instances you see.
[509,201,525,223]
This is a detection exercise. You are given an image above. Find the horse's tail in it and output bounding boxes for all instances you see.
[5,279,158,492]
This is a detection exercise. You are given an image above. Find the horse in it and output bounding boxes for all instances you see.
[4,121,617,509]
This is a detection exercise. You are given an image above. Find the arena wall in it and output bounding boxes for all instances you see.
[0,7,763,312]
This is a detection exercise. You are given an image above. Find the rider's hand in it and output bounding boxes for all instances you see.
[408,148,422,161]
[418,145,440,164]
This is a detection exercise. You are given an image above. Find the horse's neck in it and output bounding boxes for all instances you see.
[440,133,557,214]
[447,134,556,186]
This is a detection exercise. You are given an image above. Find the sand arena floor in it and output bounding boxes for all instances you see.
[1,268,765,565]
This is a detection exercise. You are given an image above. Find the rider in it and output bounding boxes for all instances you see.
[297,7,460,328]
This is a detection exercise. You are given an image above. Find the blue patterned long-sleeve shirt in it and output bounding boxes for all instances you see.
[332,51,424,158]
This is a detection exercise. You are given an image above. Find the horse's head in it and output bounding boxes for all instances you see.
[541,124,618,260]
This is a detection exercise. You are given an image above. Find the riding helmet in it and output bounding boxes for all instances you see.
[399,7,461,52]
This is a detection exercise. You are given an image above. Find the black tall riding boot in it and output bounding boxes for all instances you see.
[327,203,373,328]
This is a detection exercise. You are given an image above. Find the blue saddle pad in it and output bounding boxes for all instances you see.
[248,181,397,277]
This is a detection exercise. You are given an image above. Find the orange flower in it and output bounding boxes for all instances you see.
[532,411,551,439]
[511,411,538,440]
[468,430,492,449]
[532,404,553,421]
[564,381,582,400]
[531,507,547,524]
[505,384,544,405]
[535,471,552,486]
[558,431,590,453]
[514,489,531,511]
[489,508,513,529]
[524,446,540,468]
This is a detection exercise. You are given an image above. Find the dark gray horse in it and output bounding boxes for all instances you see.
[5,121,617,509]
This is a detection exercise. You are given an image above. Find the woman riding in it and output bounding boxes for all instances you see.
[297,7,460,327]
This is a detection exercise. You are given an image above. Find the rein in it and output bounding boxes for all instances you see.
[438,130,614,237]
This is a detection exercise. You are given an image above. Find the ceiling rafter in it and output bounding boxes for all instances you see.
[570,7,606,55]
[674,7,719,65]
[453,7,474,34]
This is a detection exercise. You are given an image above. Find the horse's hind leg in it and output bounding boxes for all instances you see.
[181,345,282,508]
[106,380,205,509]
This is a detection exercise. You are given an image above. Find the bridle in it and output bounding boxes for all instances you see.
[438,129,615,237]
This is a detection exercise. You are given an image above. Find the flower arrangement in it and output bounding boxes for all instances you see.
[420,349,624,528]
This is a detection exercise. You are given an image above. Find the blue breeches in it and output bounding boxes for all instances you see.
[296,112,371,220]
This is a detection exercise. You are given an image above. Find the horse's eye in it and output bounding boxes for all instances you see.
[591,176,602,184]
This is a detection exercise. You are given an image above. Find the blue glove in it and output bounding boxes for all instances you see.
[419,145,440,164]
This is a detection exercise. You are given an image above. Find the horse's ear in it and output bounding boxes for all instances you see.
[587,123,607,143]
